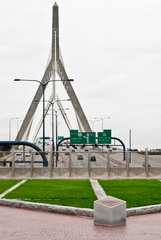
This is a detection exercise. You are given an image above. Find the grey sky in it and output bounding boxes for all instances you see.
[0,0,161,150]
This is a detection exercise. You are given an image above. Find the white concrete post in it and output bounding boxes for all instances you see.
[12,152,15,177]
[30,151,34,178]
[107,150,110,177]
[69,152,71,177]
[50,152,53,178]
[23,145,25,161]
[126,149,129,177]
[145,148,148,177]
[88,153,90,177]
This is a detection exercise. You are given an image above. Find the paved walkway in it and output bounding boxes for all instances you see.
[1,205,161,240]
[90,179,107,199]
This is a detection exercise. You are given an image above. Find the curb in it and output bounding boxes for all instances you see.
[0,199,94,217]
[1,198,161,217]
[126,204,161,216]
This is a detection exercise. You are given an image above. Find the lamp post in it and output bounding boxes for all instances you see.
[35,99,70,166]
[94,117,110,131]
[54,108,69,166]
[14,78,73,152]
[9,118,18,141]
[88,119,99,131]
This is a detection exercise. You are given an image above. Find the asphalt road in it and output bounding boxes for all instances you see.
[1,143,161,168]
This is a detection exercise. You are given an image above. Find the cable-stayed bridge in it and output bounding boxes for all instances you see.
[15,2,91,143]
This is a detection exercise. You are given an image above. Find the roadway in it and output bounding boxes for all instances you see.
[1,143,161,168]
[58,145,126,168]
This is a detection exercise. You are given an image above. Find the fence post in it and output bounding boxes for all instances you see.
[145,148,149,177]
[88,153,90,177]
[50,152,53,178]
[23,145,25,161]
[126,149,129,177]
[69,152,71,177]
[12,152,15,177]
[107,150,110,177]
[30,150,33,178]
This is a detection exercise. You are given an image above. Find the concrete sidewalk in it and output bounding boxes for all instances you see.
[1,205,161,240]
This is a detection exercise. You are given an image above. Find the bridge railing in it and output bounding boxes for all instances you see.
[0,149,161,179]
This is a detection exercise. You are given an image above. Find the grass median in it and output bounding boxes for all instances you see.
[0,180,21,194]
[98,179,161,208]
[3,180,97,209]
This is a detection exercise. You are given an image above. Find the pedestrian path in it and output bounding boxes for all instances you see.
[90,179,107,199]
[1,205,161,240]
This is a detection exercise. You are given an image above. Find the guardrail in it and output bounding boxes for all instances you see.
[0,149,161,179]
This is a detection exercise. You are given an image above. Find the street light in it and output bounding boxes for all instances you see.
[9,118,18,141]
[54,108,69,166]
[88,119,99,131]
[94,117,110,131]
[35,99,70,166]
[14,78,73,152]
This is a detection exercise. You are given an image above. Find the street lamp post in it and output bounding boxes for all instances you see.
[36,99,70,166]
[9,118,18,141]
[14,78,73,152]
[94,117,110,131]
[88,119,99,131]
[54,108,69,166]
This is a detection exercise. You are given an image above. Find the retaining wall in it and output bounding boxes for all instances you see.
[1,167,161,179]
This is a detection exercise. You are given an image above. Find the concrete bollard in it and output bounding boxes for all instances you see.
[94,196,126,226]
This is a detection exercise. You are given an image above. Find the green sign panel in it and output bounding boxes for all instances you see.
[70,130,96,145]
[58,136,64,140]
[97,130,111,144]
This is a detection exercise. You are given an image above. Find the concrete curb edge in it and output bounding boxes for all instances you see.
[1,199,161,217]
[0,199,94,217]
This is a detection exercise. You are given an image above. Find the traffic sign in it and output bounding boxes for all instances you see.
[70,130,96,145]
[58,136,64,140]
[97,130,111,144]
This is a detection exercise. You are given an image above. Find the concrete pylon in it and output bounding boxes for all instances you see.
[16,2,91,141]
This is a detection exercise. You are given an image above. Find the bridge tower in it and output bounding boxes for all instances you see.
[16,2,91,141]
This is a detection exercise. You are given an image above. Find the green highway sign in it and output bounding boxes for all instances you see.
[58,136,64,140]
[70,130,96,145]
[97,130,111,144]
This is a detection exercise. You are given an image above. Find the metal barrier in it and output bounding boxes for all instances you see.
[0,148,161,179]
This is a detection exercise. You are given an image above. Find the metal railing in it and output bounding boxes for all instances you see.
[0,149,161,178]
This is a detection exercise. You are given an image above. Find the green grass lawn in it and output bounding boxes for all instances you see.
[98,179,161,208]
[2,179,161,209]
[0,180,21,194]
[3,180,97,209]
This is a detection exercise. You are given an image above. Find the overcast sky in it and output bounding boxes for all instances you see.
[0,0,161,150]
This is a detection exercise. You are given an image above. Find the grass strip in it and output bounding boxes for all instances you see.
[0,180,21,194]
[98,179,161,208]
[3,180,97,209]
